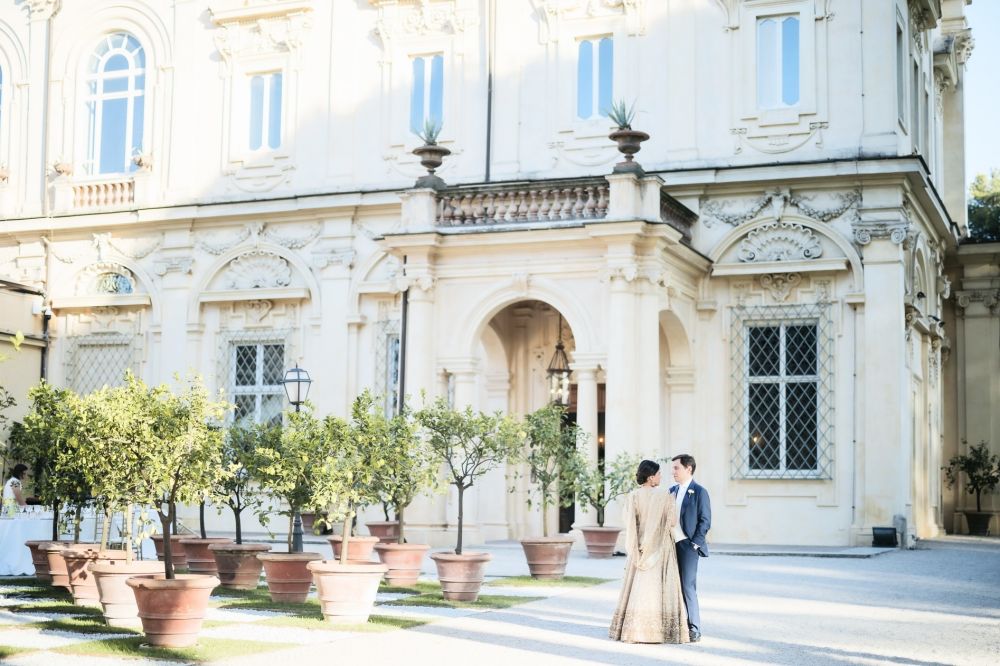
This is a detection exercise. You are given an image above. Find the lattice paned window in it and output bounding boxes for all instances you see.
[223,336,286,426]
[68,334,135,394]
[731,304,833,479]
[374,320,401,416]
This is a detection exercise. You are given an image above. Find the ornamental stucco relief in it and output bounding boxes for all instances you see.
[701,189,860,228]
[224,251,293,290]
[737,221,823,263]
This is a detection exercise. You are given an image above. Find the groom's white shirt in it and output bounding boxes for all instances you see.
[672,480,691,543]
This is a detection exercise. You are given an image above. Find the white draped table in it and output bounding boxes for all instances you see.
[0,518,52,576]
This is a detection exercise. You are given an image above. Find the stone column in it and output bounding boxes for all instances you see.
[853,215,912,545]
[570,361,600,461]
[402,277,436,404]
[444,360,482,548]
[605,271,639,459]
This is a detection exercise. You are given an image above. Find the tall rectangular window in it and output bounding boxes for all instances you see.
[911,62,920,150]
[731,304,832,480]
[577,37,613,120]
[410,54,443,135]
[231,342,284,425]
[756,16,800,109]
[249,72,282,151]
[896,26,906,125]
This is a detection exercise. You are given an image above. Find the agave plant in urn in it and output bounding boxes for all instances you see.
[412,119,450,189]
[606,100,649,175]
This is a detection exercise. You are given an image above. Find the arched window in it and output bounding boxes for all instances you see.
[84,33,145,175]
[94,272,134,294]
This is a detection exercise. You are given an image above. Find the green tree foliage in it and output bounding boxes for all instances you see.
[216,424,268,544]
[968,170,1000,243]
[519,405,583,537]
[417,398,524,554]
[567,450,642,528]
[944,441,1000,513]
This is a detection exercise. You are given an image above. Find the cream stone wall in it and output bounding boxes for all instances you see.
[0,1,984,546]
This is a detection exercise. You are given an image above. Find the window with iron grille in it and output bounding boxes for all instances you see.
[374,319,401,416]
[229,341,285,426]
[731,303,833,479]
[68,334,135,394]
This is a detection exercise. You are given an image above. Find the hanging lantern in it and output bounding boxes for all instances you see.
[546,315,571,406]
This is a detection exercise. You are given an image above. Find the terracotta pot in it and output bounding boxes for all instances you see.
[579,526,622,559]
[90,559,165,627]
[25,540,56,582]
[373,543,429,586]
[327,535,379,563]
[64,548,126,607]
[208,543,270,589]
[430,551,492,602]
[308,560,386,624]
[43,542,96,591]
[300,512,317,533]
[365,521,400,544]
[519,536,575,579]
[150,534,188,568]
[178,538,233,575]
[127,574,219,648]
[257,552,322,603]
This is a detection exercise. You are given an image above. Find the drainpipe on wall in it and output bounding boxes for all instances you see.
[397,256,408,414]
[484,0,496,182]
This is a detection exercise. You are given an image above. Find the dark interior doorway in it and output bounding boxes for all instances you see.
[560,383,606,533]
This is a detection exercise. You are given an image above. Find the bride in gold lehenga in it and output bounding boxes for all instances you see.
[609,460,690,644]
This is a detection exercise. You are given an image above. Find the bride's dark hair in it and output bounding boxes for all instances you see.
[635,460,660,485]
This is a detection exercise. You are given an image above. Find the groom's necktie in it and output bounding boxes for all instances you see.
[670,485,679,496]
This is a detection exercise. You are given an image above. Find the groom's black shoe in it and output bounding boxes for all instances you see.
[689,628,702,643]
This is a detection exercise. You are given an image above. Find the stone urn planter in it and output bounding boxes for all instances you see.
[608,128,649,172]
[579,526,622,559]
[127,574,219,648]
[308,560,387,624]
[430,551,492,602]
[965,512,993,536]
[178,538,233,575]
[365,521,400,544]
[328,535,378,563]
[373,543,429,587]
[64,548,126,607]
[519,537,575,579]
[90,559,164,627]
[257,552,322,603]
[150,534,188,569]
[208,543,270,589]
[412,143,451,176]
[43,542,97,591]
[25,540,63,582]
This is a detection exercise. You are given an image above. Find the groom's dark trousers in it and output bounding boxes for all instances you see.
[675,540,701,632]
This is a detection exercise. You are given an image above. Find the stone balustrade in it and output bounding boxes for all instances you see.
[436,179,610,227]
[73,178,135,209]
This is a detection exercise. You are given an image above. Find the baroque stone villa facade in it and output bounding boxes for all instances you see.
[0,0,995,546]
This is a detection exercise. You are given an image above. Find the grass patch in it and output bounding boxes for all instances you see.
[4,586,73,601]
[212,597,320,613]
[38,616,139,635]
[8,601,103,616]
[378,581,440,595]
[381,593,543,609]
[0,645,35,659]
[0,577,44,588]
[486,576,612,588]
[54,636,292,662]
[259,613,429,632]
[209,585,267,599]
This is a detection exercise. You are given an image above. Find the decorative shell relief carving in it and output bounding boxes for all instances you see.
[737,222,823,263]
[225,251,293,290]
[759,273,801,302]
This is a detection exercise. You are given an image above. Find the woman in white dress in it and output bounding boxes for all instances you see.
[609,459,689,644]
[2,464,29,510]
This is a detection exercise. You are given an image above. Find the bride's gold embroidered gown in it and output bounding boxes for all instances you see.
[608,486,690,644]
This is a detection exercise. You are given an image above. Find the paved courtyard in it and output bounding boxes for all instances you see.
[1,536,997,666]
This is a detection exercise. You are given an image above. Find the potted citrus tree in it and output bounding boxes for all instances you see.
[307,399,387,623]
[517,404,581,579]
[569,450,641,558]
[368,394,438,585]
[121,375,231,648]
[417,397,524,601]
[944,440,1000,536]
[253,411,324,603]
[203,423,270,588]
[75,377,165,626]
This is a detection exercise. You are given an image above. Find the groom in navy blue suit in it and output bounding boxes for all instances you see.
[670,454,711,642]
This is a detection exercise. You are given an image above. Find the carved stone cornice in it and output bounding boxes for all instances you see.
[26,0,60,20]
[210,1,314,62]
[759,273,801,302]
[311,249,355,270]
[371,0,475,52]
[153,257,194,276]
[955,289,1000,317]
[531,0,645,42]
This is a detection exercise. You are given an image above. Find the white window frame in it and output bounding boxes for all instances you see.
[409,52,444,137]
[229,340,286,425]
[755,15,800,111]
[738,0,817,128]
[247,70,283,152]
[576,35,613,120]
[82,33,146,176]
